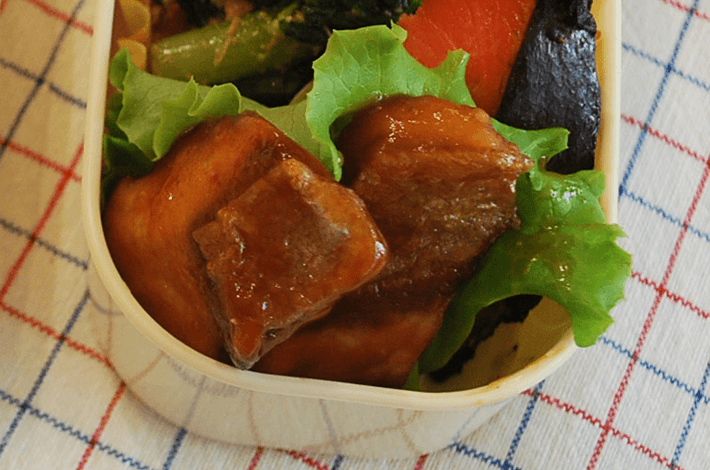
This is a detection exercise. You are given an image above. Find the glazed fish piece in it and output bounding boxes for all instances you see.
[255,95,534,387]
[104,113,334,360]
[341,95,534,294]
[253,287,452,388]
[193,158,388,369]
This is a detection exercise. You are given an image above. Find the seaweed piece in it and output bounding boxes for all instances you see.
[428,295,541,382]
[234,61,314,107]
[496,0,601,174]
[175,0,224,27]
[281,0,422,45]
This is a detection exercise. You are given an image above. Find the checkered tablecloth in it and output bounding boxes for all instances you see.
[2,0,710,468]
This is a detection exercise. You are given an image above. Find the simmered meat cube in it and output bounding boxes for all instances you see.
[255,95,533,387]
[103,113,334,360]
[192,158,388,369]
[340,94,534,292]
[253,288,449,388]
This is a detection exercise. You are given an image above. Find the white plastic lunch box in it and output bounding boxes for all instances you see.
[82,0,620,458]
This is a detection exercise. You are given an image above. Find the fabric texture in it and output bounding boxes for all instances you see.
[2,0,710,468]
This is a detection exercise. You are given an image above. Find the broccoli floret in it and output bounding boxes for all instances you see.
[176,0,225,26]
[153,0,421,104]
[279,0,422,45]
[177,0,422,41]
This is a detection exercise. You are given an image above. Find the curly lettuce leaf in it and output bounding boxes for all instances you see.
[108,48,242,161]
[105,48,330,179]
[106,25,477,180]
[417,161,632,374]
[306,23,472,179]
[301,26,629,375]
[493,121,569,163]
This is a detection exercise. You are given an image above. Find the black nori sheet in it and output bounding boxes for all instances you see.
[429,295,542,382]
[431,0,601,383]
[175,0,224,27]
[495,0,601,174]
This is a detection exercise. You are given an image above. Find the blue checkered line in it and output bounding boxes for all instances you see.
[619,1,708,195]
[0,290,89,456]
[0,56,87,110]
[448,441,524,470]
[503,381,544,466]
[0,217,88,270]
[599,336,710,405]
[622,43,710,94]
[0,0,88,160]
[672,360,710,467]
[619,189,710,245]
[0,387,152,470]
[0,289,187,470]
[331,454,345,470]
[0,0,191,466]
[441,382,544,469]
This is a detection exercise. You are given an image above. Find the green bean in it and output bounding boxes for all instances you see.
[149,3,321,85]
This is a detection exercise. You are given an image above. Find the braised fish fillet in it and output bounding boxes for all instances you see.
[193,158,388,368]
[104,113,356,360]
[255,95,534,387]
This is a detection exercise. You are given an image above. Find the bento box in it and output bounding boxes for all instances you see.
[82,0,621,458]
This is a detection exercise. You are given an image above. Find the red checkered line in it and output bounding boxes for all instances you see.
[75,382,127,470]
[662,0,710,22]
[0,140,83,298]
[1,301,112,368]
[621,114,709,164]
[0,0,94,34]
[414,453,430,470]
[284,451,332,470]
[526,389,689,470]
[0,138,111,367]
[247,447,264,470]
[632,270,710,320]
[0,133,82,183]
[280,449,429,470]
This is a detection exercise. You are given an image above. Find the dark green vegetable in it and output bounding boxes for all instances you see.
[496,0,601,174]
[233,62,313,107]
[273,0,422,45]
[150,0,421,93]
[175,0,224,27]
[176,0,422,42]
[150,3,321,84]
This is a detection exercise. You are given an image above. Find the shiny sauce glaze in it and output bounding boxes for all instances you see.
[253,95,534,387]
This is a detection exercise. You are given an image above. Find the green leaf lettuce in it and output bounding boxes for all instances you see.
[417,161,631,374]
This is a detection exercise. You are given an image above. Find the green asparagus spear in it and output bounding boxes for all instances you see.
[150,3,321,84]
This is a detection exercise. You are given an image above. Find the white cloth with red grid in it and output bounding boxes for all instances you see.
[2,0,710,468]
